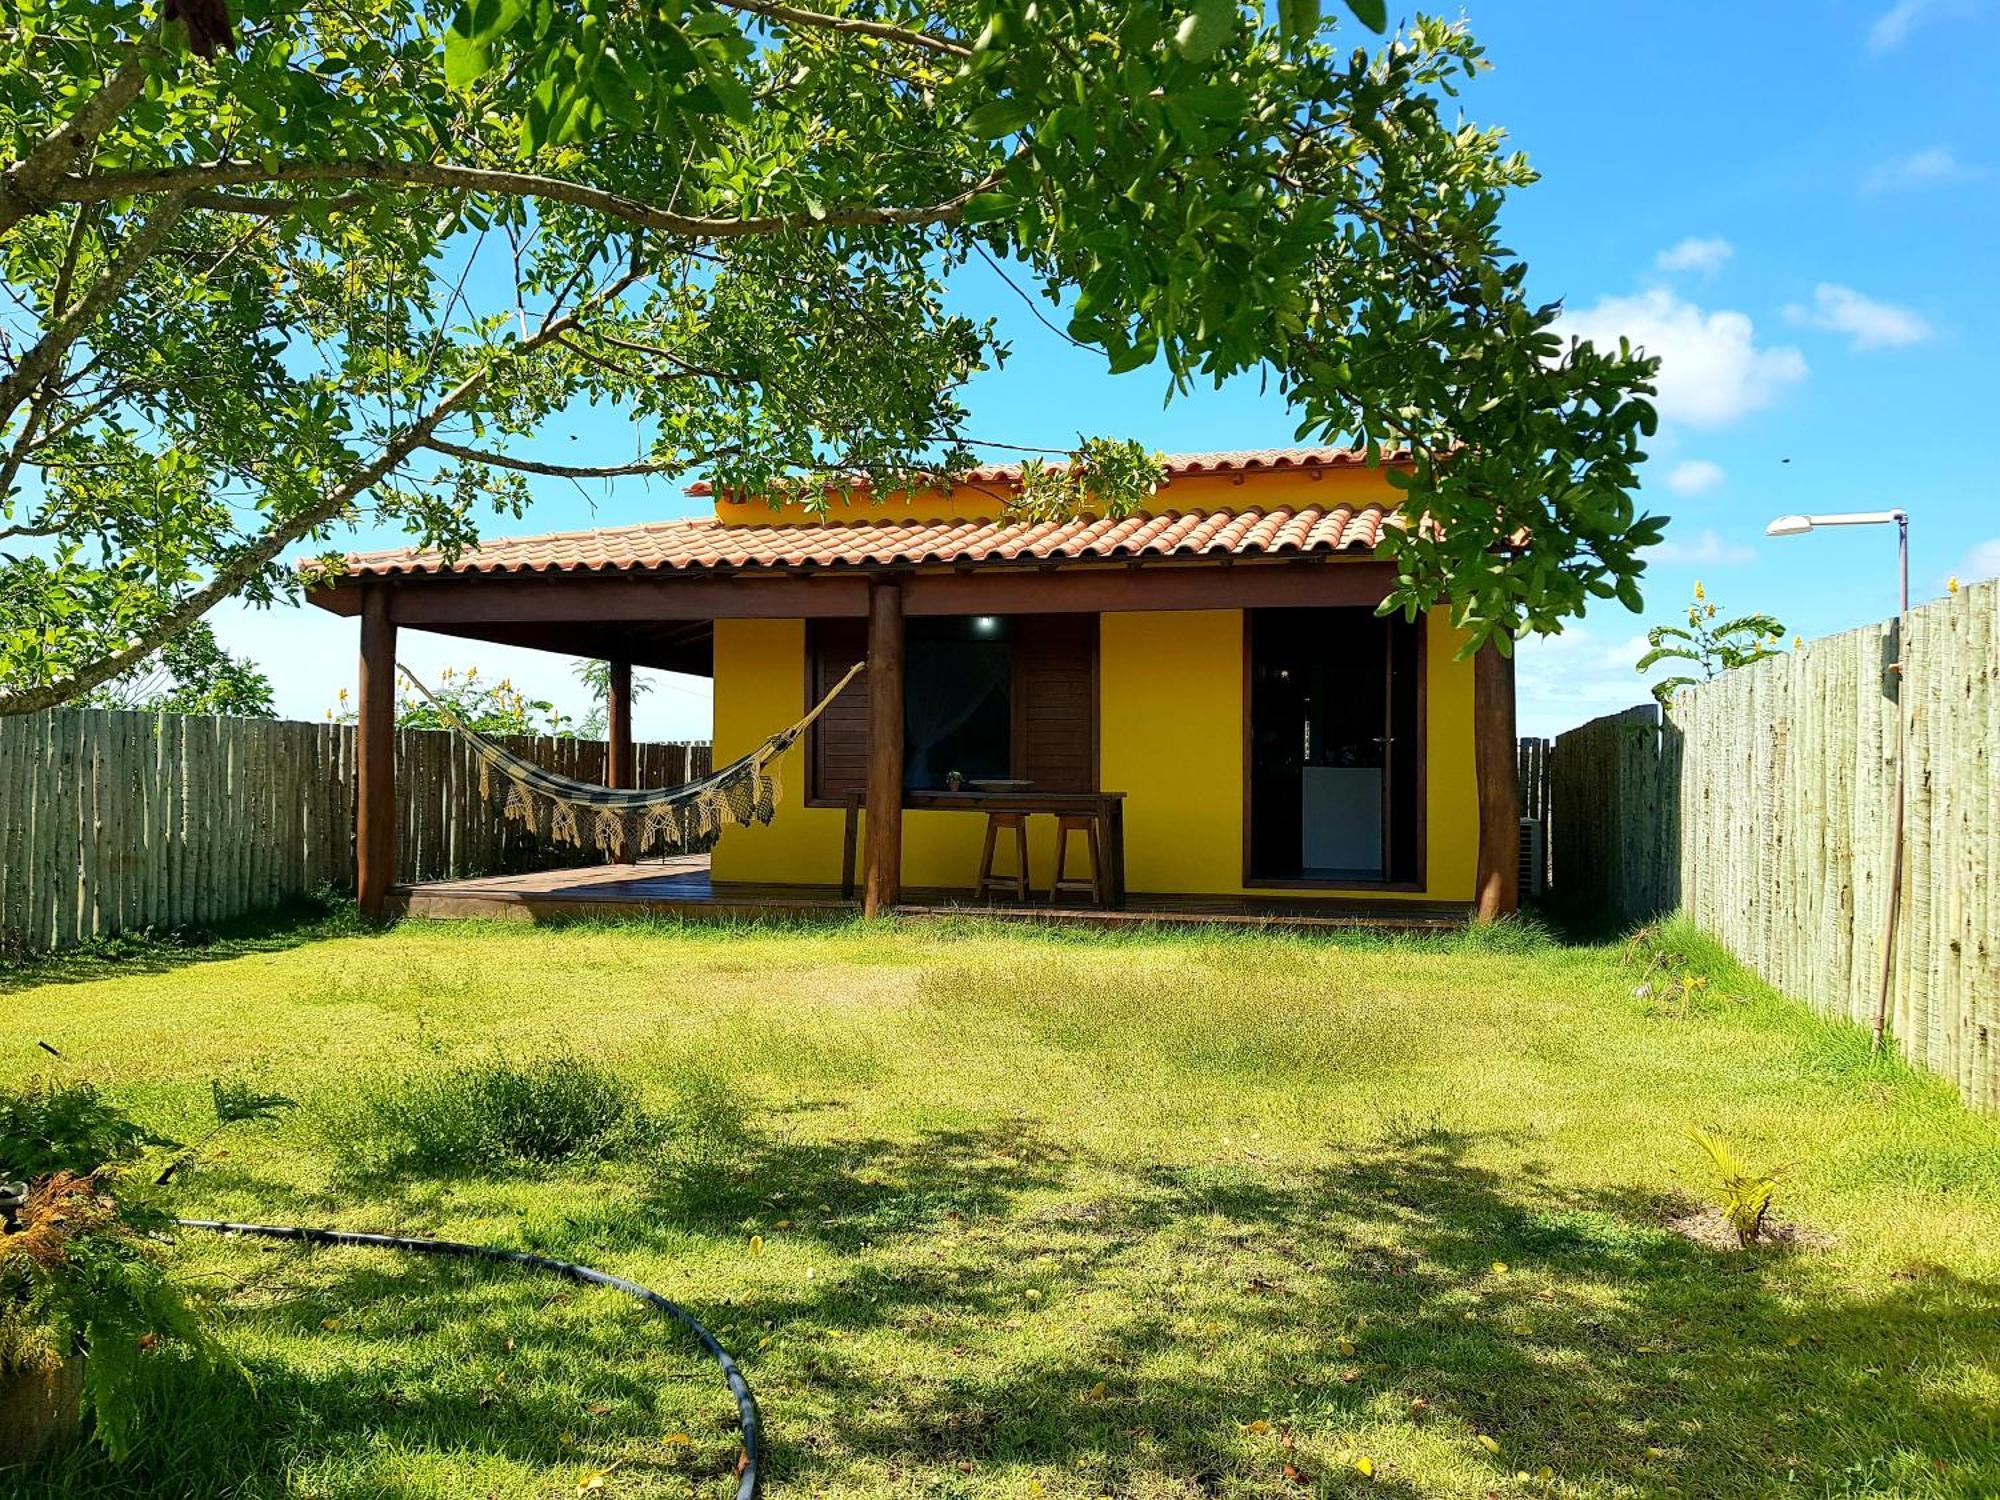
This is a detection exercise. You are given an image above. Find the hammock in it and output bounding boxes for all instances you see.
[398,661,863,860]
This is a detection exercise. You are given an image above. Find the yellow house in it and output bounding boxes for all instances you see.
[311,446,1520,929]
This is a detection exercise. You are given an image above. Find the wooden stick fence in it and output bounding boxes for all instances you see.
[1546,579,1997,1111]
[0,712,709,955]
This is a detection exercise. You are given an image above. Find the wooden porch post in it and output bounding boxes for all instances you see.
[606,659,634,789]
[1472,638,1520,922]
[356,585,398,921]
[862,578,905,916]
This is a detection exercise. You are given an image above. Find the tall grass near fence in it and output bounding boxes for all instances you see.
[1547,578,1998,1111]
[0,708,710,955]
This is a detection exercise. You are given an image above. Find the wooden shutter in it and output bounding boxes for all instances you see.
[1012,614,1098,792]
[809,618,869,802]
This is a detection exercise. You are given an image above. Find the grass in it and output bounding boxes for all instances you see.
[2,912,1996,1498]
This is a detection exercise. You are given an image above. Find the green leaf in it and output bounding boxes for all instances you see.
[443,32,494,87]
[1173,0,1236,62]
[960,192,1018,224]
[1343,0,1387,31]
[965,97,1035,139]
[1278,0,1320,43]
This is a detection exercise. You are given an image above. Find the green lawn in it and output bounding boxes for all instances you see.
[3,912,1997,1499]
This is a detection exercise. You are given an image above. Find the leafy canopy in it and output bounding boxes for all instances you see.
[0,0,1661,715]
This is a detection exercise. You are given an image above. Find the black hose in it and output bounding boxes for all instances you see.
[176,1218,760,1499]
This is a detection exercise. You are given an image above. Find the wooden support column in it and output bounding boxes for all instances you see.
[1472,638,1520,922]
[606,659,634,789]
[356,585,398,921]
[862,578,905,917]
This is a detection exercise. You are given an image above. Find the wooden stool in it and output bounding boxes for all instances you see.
[977,812,1032,901]
[1050,814,1104,905]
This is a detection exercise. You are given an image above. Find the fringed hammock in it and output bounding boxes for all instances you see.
[397,661,863,861]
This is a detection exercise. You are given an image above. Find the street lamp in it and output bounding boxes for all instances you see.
[1763,508,1910,1053]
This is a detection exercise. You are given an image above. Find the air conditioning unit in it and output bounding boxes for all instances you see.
[1518,817,1547,899]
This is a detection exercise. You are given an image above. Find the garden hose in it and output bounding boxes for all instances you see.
[175,1218,760,1499]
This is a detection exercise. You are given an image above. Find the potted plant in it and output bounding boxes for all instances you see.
[1,1074,280,1464]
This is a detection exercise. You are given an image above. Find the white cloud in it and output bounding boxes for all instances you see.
[1862,146,1984,193]
[1558,288,1807,428]
[1641,528,1757,566]
[1954,538,2000,586]
[1655,236,1733,275]
[1664,459,1725,496]
[1783,282,1932,350]
[1514,628,1656,738]
[1867,0,1969,51]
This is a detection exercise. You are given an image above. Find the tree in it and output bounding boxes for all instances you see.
[0,0,1663,717]
[83,618,275,716]
[328,664,577,733]
[572,657,651,738]
[1636,581,1785,706]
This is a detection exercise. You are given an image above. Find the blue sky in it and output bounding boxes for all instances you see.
[215,0,2000,740]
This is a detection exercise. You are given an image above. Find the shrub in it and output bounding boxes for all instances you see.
[345,1052,648,1173]
[0,1073,239,1459]
[0,1079,168,1180]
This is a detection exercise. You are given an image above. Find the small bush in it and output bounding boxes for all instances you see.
[0,1077,169,1179]
[344,1052,647,1173]
[1687,1127,1782,1246]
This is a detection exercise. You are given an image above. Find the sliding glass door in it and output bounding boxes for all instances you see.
[1247,607,1422,886]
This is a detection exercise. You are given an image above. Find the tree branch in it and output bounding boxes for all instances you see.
[421,437,684,479]
[0,193,191,430]
[713,0,969,58]
[186,187,371,216]
[43,159,998,240]
[0,264,650,716]
[594,331,751,383]
[0,40,158,237]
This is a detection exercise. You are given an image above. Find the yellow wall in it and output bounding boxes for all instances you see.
[709,608,1481,902]
[712,465,1407,526]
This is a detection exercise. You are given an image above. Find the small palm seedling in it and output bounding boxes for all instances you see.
[1686,1128,1782,1247]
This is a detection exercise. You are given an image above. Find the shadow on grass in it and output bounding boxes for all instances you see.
[0,892,372,996]
[11,1127,1997,1498]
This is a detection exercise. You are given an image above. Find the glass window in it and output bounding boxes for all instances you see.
[903,616,1011,789]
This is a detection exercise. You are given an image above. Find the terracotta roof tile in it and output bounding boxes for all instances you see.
[337,502,1401,581]
[329,445,1420,582]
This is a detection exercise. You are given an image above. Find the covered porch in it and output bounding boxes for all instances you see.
[387,854,1475,931]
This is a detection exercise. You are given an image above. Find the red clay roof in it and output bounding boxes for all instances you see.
[686,444,1411,496]
[337,503,1402,580]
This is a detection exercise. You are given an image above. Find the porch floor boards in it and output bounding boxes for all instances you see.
[389,858,1470,931]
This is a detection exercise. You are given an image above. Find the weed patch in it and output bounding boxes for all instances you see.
[333,1051,649,1173]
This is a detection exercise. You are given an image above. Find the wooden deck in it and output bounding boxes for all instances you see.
[389,857,1470,932]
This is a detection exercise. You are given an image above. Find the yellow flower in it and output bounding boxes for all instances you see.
[1353,1454,1375,1478]
[1792,635,1803,650]
[1948,575,1960,594]
[1693,580,1705,601]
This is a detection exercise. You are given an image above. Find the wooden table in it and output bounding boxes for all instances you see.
[841,790,1127,908]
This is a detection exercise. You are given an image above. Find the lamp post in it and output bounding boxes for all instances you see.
[1763,509,1909,1053]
